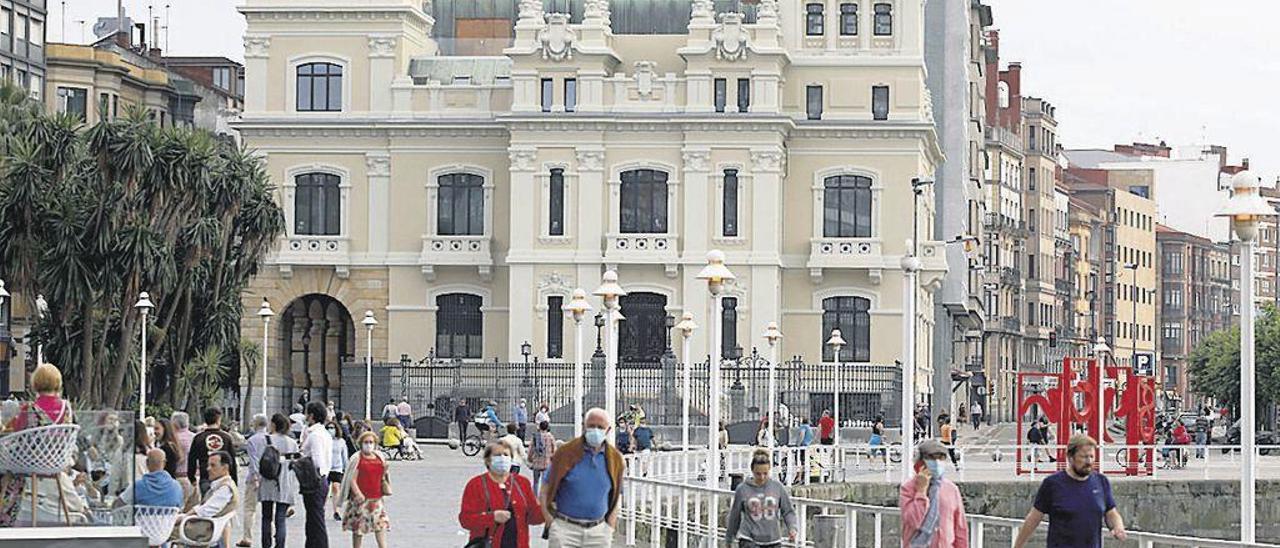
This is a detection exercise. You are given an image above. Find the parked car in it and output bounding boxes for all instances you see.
[1214,419,1276,455]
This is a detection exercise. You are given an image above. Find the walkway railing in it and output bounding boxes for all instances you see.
[623,445,848,486]
[619,474,1280,548]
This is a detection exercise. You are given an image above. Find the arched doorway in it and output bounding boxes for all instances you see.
[280,294,355,409]
[618,292,668,363]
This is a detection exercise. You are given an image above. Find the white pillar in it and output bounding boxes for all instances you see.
[902,257,920,482]
[243,36,270,113]
[367,35,397,113]
[366,153,391,257]
[682,149,712,356]
[1242,237,1257,543]
[575,317,586,438]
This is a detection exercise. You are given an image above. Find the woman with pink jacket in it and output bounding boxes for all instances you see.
[899,439,969,547]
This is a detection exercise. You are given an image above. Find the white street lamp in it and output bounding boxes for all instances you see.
[1216,170,1275,544]
[826,329,846,446]
[362,310,378,422]
[676,312,699,451]
[34,294,47,366]
[593,271,627,424]
[135,291,154,419]
[762,321,783,450]
[257,298,275,417]
[563,288,594,438]
[1092,335,1111,467]
[697,249,735,487]
[901,245,923,481]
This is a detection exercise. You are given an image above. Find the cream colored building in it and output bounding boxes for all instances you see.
[235,0,947,410]
[1020,96,1060,369]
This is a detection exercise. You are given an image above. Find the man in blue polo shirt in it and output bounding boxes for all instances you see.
[541,408,625,548]
[1014,434,1128,548]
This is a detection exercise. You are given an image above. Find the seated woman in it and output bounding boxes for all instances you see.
[0,363,81,526]
[380,417,405,450]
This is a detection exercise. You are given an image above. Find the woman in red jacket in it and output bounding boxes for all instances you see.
[459,441,545,548]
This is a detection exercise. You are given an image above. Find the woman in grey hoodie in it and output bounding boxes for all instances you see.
[725,449,798,547]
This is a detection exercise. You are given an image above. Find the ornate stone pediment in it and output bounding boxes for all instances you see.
[713,13,749,61]
[538,13,576,61]
[244,36,271,58]
[509,148,538,172]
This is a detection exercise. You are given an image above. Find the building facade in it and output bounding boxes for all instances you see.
[925,0,990,420]
[235,0,948,412]
[1157,225,1232,409]
[0,0,45,99]
[1020,96,1061,372]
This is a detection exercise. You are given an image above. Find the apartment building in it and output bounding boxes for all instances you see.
[1157,225,1232,409]
[0,0,45,99]
[1021,96,1061,371]
[235,0,949,411]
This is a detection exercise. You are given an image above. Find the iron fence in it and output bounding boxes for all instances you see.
[341,349,903,434]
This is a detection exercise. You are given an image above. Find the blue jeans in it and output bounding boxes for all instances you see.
[261,501,290,548]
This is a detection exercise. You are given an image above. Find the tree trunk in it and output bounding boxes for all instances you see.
[79,299,97,406]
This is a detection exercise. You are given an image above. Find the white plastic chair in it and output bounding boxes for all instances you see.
[172,513,235,547]
[0,423,81,526]
[134,505,181,547]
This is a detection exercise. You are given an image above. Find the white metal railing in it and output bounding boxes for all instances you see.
[623,445,848,487]
[935,443,1280,482]
[619,474,1280,548]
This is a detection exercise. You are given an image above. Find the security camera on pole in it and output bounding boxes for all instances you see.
[1215,170,1275,544]
[563,289,594,438]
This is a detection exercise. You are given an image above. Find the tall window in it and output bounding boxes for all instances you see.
[872,85,889,120]
[1028,167,1037,191]
[840,3,858,35]
[294,173,341,236]
[822,296,871,362]
[547,296,564,359]
[721,297,739,359]
[213,67,232,90]
[806,85,823,120]
[619,169,669,234]
[296,62,343,112]
[549,168,565,236]
[723,169,739,237]
[564,79,577,112]
[823,175,873,238]
[737,78,751,113]
[714,78,727,113]
[58,87,87,121]
[873,3,893,36]
[436,294,483,359]
[541,78,553,113]
[806,3,825,35]
[437,173,485,236]
[98,93,109,120]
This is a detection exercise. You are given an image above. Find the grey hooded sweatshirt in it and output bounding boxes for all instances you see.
[725,477,798,545]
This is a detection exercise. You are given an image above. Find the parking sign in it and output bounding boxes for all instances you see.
[1134,352,1155,376]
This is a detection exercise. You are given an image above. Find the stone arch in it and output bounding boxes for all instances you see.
[279,294,355,409]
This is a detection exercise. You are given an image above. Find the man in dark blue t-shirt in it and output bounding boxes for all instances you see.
[1014,434,1127,548]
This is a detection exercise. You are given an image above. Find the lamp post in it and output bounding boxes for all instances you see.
[1092,335,1111,466]
[593,271,626,422]
[135,291,154,419]
[362,311,377,422]
[1216,170,1274,544]
[258,298,274,417]
[826,329,846,446]
[563,289,593,436]
[762,321,783,450]
[34,294,46,366]
[697,250,735,487]
[676,312,698,451]
[520,340,532,387]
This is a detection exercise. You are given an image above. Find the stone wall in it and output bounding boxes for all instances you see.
[796,478,1280,544]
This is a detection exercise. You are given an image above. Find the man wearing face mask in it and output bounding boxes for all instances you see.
[540,408,625,548]
[1014,435,1127,548]
[899,439,969,547]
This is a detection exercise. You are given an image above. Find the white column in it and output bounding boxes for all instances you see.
[365,153,391,257]
[750,149,785,352]
[507,147,540,360]
[1242,238,1258,543]
[368,36,398,114]
[682,149,712,355]
[901,257,920,482]
[243,36,270,113]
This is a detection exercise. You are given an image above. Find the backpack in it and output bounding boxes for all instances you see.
[259,435,283,481]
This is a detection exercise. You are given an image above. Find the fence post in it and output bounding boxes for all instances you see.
[661,351,678,427]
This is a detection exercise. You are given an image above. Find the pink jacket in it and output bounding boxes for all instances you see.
[899,477,969,548]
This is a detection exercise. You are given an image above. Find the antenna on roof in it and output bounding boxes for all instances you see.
[165,4,171,51]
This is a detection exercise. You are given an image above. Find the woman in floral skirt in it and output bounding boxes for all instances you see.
[337,431,392,548]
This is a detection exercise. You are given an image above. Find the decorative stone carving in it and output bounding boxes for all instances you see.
[751,150,784,173]
[682,150,710,172]
[518,0,544,21]
[634,61,657,99]
[509,148,538,172]
[576,150,605,172]
[538,13,576,61]
[713,13,749,62]
[244,36,271,58]
[368,36,397,57]
[690,0,715,21]
[365,154,391,177]
[757,0,779,21]
[584,0,611,24]
[538,271,573,296]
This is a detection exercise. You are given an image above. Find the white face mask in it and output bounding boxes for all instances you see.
[361,442,376,454]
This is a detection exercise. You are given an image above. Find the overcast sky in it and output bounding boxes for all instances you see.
[50,1,1278,180]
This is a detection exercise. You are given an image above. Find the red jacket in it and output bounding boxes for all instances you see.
[458,473,545,548]
[818,416,835,440]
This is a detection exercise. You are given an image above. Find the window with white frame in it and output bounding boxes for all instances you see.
[873,3,893,36]
[296,62,343,112]
[547,295,564,359]
[840,3,858,36]
[293,172,341,235]
[872,85,889,120]
[806,3,825,36]
[437,173,486,236]
[213,67,232,91]
[619,169,669,234]
[823,175,873,238]
[722,169,739,238]
[548,168,565,236]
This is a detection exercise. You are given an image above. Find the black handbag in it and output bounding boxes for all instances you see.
[464,476,495,548]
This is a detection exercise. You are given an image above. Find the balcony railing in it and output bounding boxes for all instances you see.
[807,238,884,274]
[984,126,1022,151]
[274,235,351,276]
[419,235,494,279]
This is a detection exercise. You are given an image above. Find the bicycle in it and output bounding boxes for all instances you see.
[461,422,497,457]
